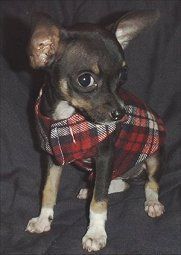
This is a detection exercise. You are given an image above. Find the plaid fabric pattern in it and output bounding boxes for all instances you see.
[35,88,165,179]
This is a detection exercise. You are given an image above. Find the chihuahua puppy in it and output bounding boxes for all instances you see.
[26,11,165,252]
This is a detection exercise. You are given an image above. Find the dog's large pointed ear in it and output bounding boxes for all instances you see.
[28,14,63,68]
[110,10,160,49]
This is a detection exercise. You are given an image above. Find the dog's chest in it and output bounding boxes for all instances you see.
[52,101,75,120]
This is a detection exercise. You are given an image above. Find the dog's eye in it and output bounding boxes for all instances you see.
[77,73,96,87]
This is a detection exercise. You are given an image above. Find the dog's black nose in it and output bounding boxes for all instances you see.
[110,109,124,121]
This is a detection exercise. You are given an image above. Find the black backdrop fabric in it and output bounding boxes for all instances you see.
[1,1,181,254]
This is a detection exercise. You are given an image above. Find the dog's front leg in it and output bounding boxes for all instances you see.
[82,137,113,252]
[26,157,62,233]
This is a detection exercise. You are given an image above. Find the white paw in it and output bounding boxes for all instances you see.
[108,178,129,194]
[145,200,165,218]
[77,188,89,199]
[82,227,107,252]
[25,215,52,233]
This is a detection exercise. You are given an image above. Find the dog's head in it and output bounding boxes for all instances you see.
[29,11,159,123]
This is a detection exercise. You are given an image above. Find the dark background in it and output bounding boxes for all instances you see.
[1,1,181,254]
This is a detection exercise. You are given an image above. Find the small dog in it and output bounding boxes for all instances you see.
[26,11,166,252]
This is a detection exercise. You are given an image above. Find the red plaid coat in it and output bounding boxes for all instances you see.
[35,88,165,179]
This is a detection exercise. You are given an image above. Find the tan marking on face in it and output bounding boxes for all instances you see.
[92,63,100,75]
[71,98,92,110]
[59,79,73,103]
[90,195,108,214]
[59,79,69,95]
[59,79,92,111]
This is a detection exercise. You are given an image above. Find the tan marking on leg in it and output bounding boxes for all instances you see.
[146,155,160,176]
[90,195,107,214]
[145,155,165,217]
[42,165,62,207]
[26,164,62,233]
[145,155,160,200]
[145,179,159,193]
[82,194,108,252]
